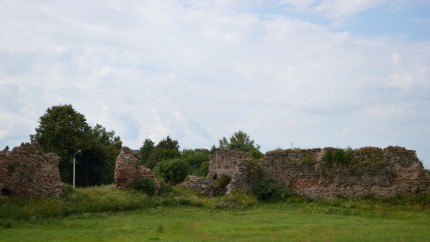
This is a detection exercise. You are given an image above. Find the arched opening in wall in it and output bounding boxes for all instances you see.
[214,174,231,196]
[1,187,12,196]
[212,173,217,180]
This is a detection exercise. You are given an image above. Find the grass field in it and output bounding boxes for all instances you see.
[1,185,429,241]
[1,205,429,241]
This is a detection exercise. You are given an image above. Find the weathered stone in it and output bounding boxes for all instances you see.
[114,147,160,190]
[0,142,63,197]
[207,149,253,195]
[261,146,430,199]
[205,146,430,199]
[182,175,214,196]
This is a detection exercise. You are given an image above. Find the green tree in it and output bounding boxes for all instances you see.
[80,124,122,185]
[31,105,90,183]
[216,130,263,158]
[31,105,122,186]
[139,139,154,166]
[182,149,210,177]
[147,136,181,169]
[156,136,179,150]
[154,158,189,185]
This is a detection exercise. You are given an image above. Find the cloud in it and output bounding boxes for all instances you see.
[413,18,430,24]
[390,52,401,64]
[0,0,429,166]
[280,0,317,11]
[312,0,389,19]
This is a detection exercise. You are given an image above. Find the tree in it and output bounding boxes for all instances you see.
[182,149,210,177]
[217,131,263,158]
[79,124,122,185]
[154,158,189,185]
[31,105,122,186]
[147,136,181,169]
[156,136,179,150]
[31,105,91,183]
[139,139,154,166]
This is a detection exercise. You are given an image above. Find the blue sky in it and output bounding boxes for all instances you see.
[1,0,429,168]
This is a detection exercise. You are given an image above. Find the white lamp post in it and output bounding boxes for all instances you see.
[73,150,81,188]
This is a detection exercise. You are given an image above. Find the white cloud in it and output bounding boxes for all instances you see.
[313,0,389,19]
[0,0,429,166]
[390,52,401,64]
[0,130,7,139]
[280,0,317,11]
[413,18,430,24]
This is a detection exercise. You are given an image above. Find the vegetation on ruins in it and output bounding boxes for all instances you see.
[214,130,264,159]
[323,147,353,167]
[30,105,122,187]
[253,176,294,202]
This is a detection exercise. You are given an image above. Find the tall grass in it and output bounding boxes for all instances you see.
[1,184,429,222]
[0,184,258,221]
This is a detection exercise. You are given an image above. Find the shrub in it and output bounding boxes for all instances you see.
[133,177,157,196]
[323,147,353,167]
[253,176,293,202]
[154,159,189,185]
[158,180,172,194]
[0,219,12,228]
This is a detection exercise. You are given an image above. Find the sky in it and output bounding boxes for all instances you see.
[1,0,429,168]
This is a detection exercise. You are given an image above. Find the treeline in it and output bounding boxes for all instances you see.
[30,104,263,187]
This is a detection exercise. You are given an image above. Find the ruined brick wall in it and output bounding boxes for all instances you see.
[207,149,253,194]
[114,147,159,190]
[0,142,63,197]
[182,175,215,196]
[261,146,430,198]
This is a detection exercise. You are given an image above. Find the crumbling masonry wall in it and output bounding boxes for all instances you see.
[204,146,430,198]
[261,146,430,198]
[207,149,253,195]
[0,142,63,197]
[114,147,160,190]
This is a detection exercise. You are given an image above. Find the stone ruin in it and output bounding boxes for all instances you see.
[0,142,63,197]
[182,175,215,196]
[182,146,430,199]
[183,149,255,196]
[262,146,430,198]
[114,146,160,190]
[207,149,254,195]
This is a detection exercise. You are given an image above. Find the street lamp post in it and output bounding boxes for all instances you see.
[73,150,81,188]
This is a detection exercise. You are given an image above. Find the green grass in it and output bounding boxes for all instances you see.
[1,185,429,241]
[1,205,429,241]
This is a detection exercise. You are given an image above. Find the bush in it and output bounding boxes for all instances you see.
[323,147,353,167]
[253,177,293,202]
[133,177,157,196]
[155,159,189,185]
[158,180,172,194]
